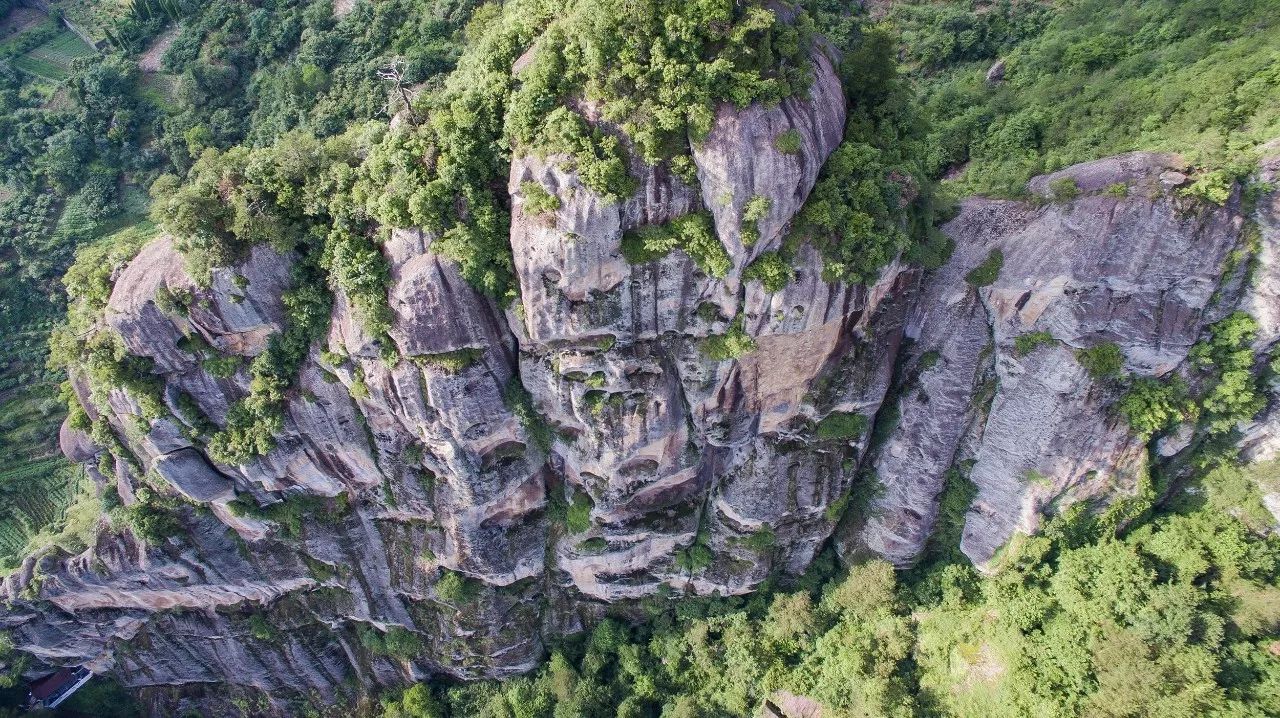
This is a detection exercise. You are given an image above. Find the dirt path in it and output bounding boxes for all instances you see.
[138,24,179,72]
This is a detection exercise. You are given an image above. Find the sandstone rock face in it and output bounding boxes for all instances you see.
[108,238,292,373]
[1232,152,1280,522]
[1240,153,1280,349]
[58,418,98,465]
[4,50,879,705]
[693,49,846,271]
[151,449,234,502]
[509,152,703,344]
[855,152,1244,568]
[2,49,1258,713]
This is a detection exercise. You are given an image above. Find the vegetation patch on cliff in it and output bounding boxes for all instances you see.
[620,212,730,278]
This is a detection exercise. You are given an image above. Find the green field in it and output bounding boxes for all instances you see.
[0,457,86,572]
[0,320,75,573]
[0,381,65,467]
[44,0,134,44]
[12,28,95,80]
[137,70,179,111]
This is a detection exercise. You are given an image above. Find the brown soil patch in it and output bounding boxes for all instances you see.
[138,24,178,72]
[0,6,45,40]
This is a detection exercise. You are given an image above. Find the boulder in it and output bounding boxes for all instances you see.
[58,418,98,464]
[152,449,235,503]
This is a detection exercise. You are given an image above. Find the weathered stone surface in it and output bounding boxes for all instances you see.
[105,237,199,374]
[1229,154,1280,522]
[856,152,1244,568]
[5,40,1263,712]
[107,238,293,374]
[508,152,703,345]
[386,228,513,357]
[693,48,846,270]
[151,449,234,503]
[984,58,1006,85]
[59,418,98,464]
[1026,151,1183,199]
[763,691,826,718]
[1241,153,1280,348]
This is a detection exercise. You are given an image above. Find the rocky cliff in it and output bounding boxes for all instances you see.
[853,153,1250,566]
[2,45,1273,711]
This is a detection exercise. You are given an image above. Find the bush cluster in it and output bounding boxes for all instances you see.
[702,317,757,361]
[964,248,1003,287]
[620,213,731,278]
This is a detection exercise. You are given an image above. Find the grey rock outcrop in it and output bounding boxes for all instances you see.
[5,49,871,706]
[507,47,883,601]
[1230,151,1280,523]
[855,152,1244,568]
[693,49,846,270]
[1,41,1263,714]
[151,449,234,502]
[985,59,1006,85]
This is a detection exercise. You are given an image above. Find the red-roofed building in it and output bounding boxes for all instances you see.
[26,666,92,710]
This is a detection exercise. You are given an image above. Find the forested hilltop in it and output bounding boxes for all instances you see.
[0,0,1278,716]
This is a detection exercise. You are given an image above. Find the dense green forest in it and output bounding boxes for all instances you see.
[0,0,1278,715]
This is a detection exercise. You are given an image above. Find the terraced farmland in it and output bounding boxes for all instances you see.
[12,28,95,80]
[0,325,72,573]
[0,457,83,571]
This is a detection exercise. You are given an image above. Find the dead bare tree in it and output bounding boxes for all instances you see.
[378,60,418,126]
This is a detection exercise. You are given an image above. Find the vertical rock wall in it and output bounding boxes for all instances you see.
[0,46,1262,712]
[853,153,1247,568]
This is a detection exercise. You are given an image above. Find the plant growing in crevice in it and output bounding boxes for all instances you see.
[503,377,552,453]
[675,529,713,572]
[565,491,593,534]
[360,625,424,659]
[964,248,1003,287]
[124,486,183,544]
[1014,330,1055,356]
[1179,169,1234,205]
[247,613,279,642]
[413,348,482,374]
[703,317,757,360]
[1076,342,1124,380]
[1103,182,1129,198]
[740,194,773,246]
[435,569,480,605]
[743,251,793,293]
[520,180,561,217]
[1190,311,1265,433]
[743,525,775,552]
[621,212,731,277]
[1048,176,1080,202]
[774,129,802,155]
[227,492,349,538]
[816,411,868,441]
